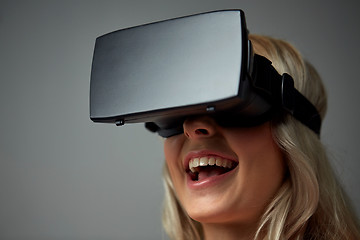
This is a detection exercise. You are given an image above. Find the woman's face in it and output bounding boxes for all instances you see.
[163,116,286,225]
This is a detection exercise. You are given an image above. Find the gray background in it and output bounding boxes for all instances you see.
[0,1,359,239]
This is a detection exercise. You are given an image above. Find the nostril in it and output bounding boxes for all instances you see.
[195,129,209,135]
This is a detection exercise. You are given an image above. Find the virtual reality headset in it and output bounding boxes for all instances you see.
[90,10,321,137]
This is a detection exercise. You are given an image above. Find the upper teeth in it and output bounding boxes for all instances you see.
[189,156,234,173]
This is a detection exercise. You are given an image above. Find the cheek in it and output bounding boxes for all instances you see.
[164,137,182,166]
[163,136,185,184]
[226,124,282,163]
[226,125,286,202]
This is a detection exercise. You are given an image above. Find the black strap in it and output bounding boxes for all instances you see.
[252,55,321,135]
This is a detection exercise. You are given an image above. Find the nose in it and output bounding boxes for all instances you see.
[183,116,217,139]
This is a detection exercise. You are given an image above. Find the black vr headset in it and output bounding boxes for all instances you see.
[90,10,321,138]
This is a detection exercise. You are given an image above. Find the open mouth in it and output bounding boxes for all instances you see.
[187,156,238,182]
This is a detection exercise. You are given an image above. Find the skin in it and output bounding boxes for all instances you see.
[164,116,286,240]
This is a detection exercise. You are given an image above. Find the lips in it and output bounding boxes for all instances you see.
[184,151,238,183]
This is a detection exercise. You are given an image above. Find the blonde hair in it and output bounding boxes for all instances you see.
[162,35,360,240]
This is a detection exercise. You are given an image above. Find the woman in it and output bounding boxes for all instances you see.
[161,35,360,240]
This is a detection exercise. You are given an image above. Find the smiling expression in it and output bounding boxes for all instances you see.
[163,116,286,225]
